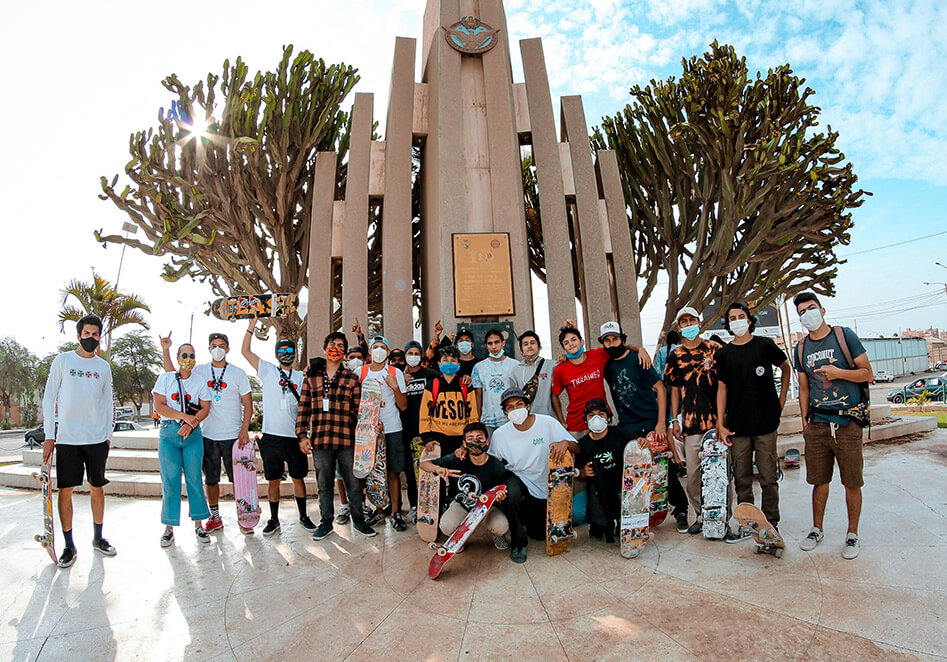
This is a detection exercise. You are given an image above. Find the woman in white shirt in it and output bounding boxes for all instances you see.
[152,343,212,547]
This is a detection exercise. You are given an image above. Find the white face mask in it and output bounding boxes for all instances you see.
[800,308,824,332]
[507,407,529,425]
[347,358,363,372]
[587,415,608,434]
[210,347,227,362]
[371,347,388,364]
[729,319,751,338]
[405,355,421,367]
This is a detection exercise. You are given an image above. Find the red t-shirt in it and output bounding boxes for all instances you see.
[551,347,609,431]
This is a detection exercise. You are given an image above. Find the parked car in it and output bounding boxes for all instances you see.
[24,426,44,449]
[936,361,947,371]
[886,376,947,404]
[115,406,135,421]
[113,421,147,432]
[873,370,895,383]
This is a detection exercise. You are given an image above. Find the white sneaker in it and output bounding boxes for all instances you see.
[799,527,824,551]
[842,533,860,559]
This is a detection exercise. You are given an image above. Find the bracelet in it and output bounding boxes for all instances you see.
[245,330,254,335]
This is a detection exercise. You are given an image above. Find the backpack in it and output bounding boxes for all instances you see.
[360,364,398,383]
[430,376,470,418]
[796,326,871,428]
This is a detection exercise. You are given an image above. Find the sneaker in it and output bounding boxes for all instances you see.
[160,529,174,548]
[298,516,317,532]
[408,507,418,524]
[725,525,752,544]
[391,513,408,532]
[335,504,351,525]
[510,546,527,564]
[204,515,223,532]
[366,511,385,527]
[239,526,254,535]
[93,538,117,556]
[675,513,689,533]
[195,526,211,544]
[687,521,702,535]
[312,521,334,541]
[352,520,377,537]
[799,527,824,551]
[58,546,77,568]
[263,520,281,537]
[361,504,374,519]
[494,534,510,550]
[842,533,860,560]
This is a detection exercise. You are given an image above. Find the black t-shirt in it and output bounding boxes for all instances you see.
[716,335,787,435]
[604,351,661,431]
[400,367,438,438]
[576,427,627,493]
[431,454,509,510]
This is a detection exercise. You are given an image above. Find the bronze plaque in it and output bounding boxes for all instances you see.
[453,233,515,317]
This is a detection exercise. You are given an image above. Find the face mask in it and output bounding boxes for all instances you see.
[604,345,625,359]
[587,415,608,434]
[79,337,99,352]
[465,439,488,456]
[507,407,528,425]
[210,346,227,362]
[439,362,460,376]
[346,357,363,371]
[680,325,700,341]
[325,346,345,362]
[729,319,750,338]
[565,345,585,360]
[800,308,824,332]
[179,357,196,371]
[405,355,421,367]
[488,349,505,359]
[457,341,473,355]
[371,347,388,364]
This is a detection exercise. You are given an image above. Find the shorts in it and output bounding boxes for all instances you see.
[259,433,310,481]
[803,420,864,488]
[56,441,110,489]
[385,431,406,474]
[202,437,237,485]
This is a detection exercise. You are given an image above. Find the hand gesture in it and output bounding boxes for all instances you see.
[352,317,363,338]
[384,372,399,390]
[434,320,443,338]
[560,317,578,329]
[438,467,461,483]
[159,331,173,351]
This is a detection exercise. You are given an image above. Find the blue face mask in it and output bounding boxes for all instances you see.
[681,324,700,341]
[457,341,473,355]
[489,349,505,359]
[439,362,460,376]
[565,345,585,360]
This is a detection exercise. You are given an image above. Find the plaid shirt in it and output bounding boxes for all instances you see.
[295,366,361,450]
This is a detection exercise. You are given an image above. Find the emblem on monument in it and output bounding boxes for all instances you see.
[444,16,499,54]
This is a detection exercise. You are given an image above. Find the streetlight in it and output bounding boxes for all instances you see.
[176,300,201,344]
[106,221,139,354]
[936,262,947,271]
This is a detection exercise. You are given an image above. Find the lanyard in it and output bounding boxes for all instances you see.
[209,364,228,392]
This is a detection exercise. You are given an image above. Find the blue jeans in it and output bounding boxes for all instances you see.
[159,421,210,526]
[312,447,364,525]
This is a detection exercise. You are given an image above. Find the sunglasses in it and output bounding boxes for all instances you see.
[180,353,196,359]
[276,347,296,356]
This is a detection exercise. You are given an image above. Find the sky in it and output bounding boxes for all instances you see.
[1,0,945,372]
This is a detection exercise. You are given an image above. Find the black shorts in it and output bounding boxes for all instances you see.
[56,441,110,489]
[202,437,237,485]
[259,433,310,481]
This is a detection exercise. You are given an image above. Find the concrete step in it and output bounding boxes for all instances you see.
[23,448,162,472]
[776,415,937,458]
[110,432,160,450]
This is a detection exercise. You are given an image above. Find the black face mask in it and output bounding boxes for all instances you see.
[604,345,626,359]
[466,440,488,456]
[79,337,99,352]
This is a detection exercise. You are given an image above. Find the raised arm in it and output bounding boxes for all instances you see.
[242,318,260,372]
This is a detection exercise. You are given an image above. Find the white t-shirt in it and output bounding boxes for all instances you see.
[512,357,554,418]
[362,366,407,433]
[152,371,210,422]
[488,413,572,499]
[193,362,252,439]
[471,356,519,428]
[42,351,114,446]
[257,360,304,438]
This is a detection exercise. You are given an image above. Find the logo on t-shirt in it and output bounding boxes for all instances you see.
[531,437,544,446]
[755,366,766,377]
[456,474,482,509]
[69,369,100,379]
[487,374,507,393]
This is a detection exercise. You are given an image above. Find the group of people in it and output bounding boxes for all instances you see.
[40,291,872,569]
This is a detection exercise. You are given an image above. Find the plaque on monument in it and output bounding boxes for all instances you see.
[452,233,515,317]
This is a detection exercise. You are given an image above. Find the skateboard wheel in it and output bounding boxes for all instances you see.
[775,548,784,558]
[436,547,447,557]
[753,546,761,554]
[479,494,489,503]
[34,534,42,543]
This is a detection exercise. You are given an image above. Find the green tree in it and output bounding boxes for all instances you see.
[111,331,162,417]
[593,41,869,334]
[58,272,150,353]
[0,337,38,424]
[97,46,359,344]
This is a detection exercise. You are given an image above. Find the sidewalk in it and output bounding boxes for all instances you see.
[2,431,945,661]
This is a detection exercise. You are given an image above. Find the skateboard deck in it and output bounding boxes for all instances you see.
[353,379,382,479]
[366,429,389,509]
[32,460,57,565]
[429,484,505,579]
[700,430,729,540]
[210,293,299,321]
[646,432,670,527]
[620,441,652,559]
[416,442,441,542]
[783,448,800,469]
[734,502,785,558]
[410,435,425,485]
[232,441,261,531]
[546,450,579,556]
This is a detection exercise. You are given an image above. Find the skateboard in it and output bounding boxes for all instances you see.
[700,430,729,540]
[232,440,261,531]
[410,435,425,485]
[366,429,389,509]
[546,450,580,556]
[783,448,800,469]
[32,460,58,565]
[646,432,670,527]
[416,442,441,542]
[620,441,652,559]
[210,293,299,321]
[353,379,383,479]
[429,484,506,579]
[734,502,785,558]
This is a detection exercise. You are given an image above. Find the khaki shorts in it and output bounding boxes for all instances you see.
[803,420,864,488]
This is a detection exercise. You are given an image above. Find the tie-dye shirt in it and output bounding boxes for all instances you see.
[664,339,718,435]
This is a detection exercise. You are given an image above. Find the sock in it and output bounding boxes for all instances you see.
[210,505,220,518]
[93,522,103,543]
[269,500,279,521]
[63,529,74,549]
[295,496,307,519]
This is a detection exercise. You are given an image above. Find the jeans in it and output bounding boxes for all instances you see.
[730,430,780,526]
[158,421,210,526]
[312,447,364,525]
[503,474,546,547]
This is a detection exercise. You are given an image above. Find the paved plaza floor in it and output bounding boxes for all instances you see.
[2,431,945,661]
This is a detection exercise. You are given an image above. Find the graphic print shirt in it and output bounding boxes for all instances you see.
[664,339,718,435]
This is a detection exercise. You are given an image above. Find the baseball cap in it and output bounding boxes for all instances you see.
[389,348,405,359]
[208,332,229,346]
[370,335,390,349]
[500,387,529,407]
[675,307,702,323]
[583,398,610,417]
[598,321,622,341]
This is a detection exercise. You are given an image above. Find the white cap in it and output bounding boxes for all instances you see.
[675,306,702,323]
[598,321,622,339]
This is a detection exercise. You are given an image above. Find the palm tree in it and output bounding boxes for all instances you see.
[58,271,150,353]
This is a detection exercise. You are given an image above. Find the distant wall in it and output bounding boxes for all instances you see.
[862,337,928,376]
